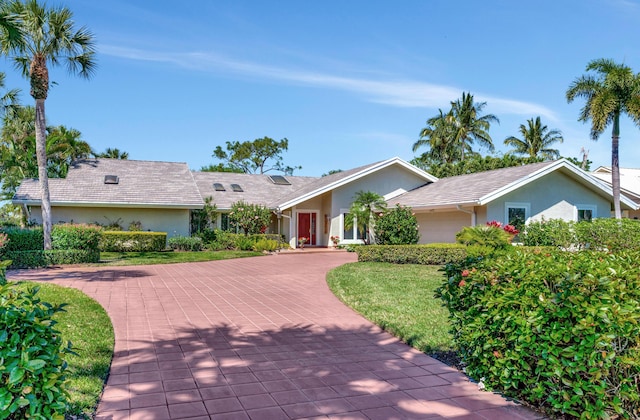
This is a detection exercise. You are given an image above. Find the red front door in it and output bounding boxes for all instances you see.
[297,213,316,246]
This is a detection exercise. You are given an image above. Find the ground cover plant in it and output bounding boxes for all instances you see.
[438,248,640,418]
[327,262,456,362]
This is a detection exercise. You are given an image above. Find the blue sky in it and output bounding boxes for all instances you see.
[3,0,640,176]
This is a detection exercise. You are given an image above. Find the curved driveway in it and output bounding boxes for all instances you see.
[9,252,543,419]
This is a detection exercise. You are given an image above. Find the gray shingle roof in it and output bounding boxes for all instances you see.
[391,161,557,208]
[13,159,204,208]
[192,172,317,210]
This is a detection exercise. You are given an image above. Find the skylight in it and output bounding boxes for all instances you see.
[230,184,244,192]
[213,183,226,191]
[269,175,291,185]
[104,175,119,184]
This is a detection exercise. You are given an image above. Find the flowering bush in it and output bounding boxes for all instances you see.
[486,220,519,235]
[228,201,272,235]
[330,235,340,246]
[298,236,308,247]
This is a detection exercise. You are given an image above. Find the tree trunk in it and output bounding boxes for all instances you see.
[35,98,52,249]
[611,117,621,219]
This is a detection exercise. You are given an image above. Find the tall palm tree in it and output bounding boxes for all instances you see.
[504,116,564,160]
[448,92,499,161]
[345,190,387,245]
[3,0,95,249]
[0,0,23,51]
[413,108,461,164]
[566,58,640,219]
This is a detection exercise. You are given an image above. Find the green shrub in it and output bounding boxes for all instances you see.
[574,218,640,252]
[51,224,102,251]
[99,231,167,252]
[521,218,576,248]
[205,230,237,251]
[127,221,143,231]
[234,235,255,251]
[1,227,43,251]
[437,248,640,418]
[253,239,278,252]
[167,236,203,252]
[228,201,272,235]
[455,225,511,248]
[0,261,73,419]
[4,250,100,269]
[374,204,420,245]
[356,244,467,265]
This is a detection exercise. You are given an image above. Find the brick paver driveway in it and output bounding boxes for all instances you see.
[9,252,543,419]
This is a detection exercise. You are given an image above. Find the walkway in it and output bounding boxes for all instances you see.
[9,252,544,420]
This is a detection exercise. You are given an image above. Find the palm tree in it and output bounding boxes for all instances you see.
[448,92,499,161]
[46,125,92,177]
[566,58,640,219]
[413,108,460,164]
[504,116,564,160]
[95,147,129,159]
[345,191,387,244]
[3,0,95,249]
[0,105,36,200]
[0,0,23,51]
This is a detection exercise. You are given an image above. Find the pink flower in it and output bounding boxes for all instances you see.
[461,269,470,277]
[458,280,466,287]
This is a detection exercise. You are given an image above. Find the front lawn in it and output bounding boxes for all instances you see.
[98,250,263,266]
[14,281,114,419]
[327,262,456,363]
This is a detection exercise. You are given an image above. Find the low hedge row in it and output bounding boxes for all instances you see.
[5,249,101,269]
[356,244,468,265]
[1,227,43,251]
[99,231,167,252]
[438,248,640,418]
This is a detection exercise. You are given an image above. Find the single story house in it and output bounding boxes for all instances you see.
[13,157,636,247]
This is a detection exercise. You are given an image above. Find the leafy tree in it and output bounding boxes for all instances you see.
[411,153,543,179]
[3,0,96,249]
[565,156,592,171]
[374,204,419,245]
[567,58,640,218]
[345,191,387,244]
[190,196,218,234]
[0,105,36,199]
[322,169,343,177]
[94,147,128,159]
[228,200,272,235]
[200,163,244,173]
[504,116,563,159]
[212,136,301,175]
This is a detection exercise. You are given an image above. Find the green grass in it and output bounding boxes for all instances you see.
[97,250,263,266]
[327,262,455,355]
[14,281,114,419]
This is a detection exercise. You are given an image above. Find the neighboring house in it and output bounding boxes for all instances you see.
[391,159,637,243]
[12,157,636,245]
[590,166,640,219]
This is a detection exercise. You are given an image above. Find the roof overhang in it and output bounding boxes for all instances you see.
[477,159,638,210]
[13,199,204,210]
[276,157,436,211]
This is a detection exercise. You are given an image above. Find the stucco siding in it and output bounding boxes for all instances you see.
[28,206,190,238]
[416,211,471,243]
[486,171,611,223]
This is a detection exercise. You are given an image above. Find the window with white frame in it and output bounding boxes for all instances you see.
[341,211,366,241]
[505,202,529,231]
[576,204,597,222]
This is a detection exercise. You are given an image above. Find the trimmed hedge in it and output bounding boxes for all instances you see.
[1,227,43,251]
[438,248,640,418]
[0,261,72,419]
[99,231,167,252]
[356,244,467,265]
[51,224,101,251]
[5,250,101,269]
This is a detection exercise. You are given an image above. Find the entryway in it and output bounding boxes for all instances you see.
[297,212,317,246]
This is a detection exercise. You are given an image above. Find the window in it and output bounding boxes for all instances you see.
[269,175,291,185]
[505,202,529,231]
[577,205,597,222]
[220,213,230,231]
[342,212,366,241]
[230,184,243,192]
[213,183,225,191]
[104,175,119,184]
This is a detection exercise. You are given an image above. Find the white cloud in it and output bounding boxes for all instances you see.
[101,45,558,120]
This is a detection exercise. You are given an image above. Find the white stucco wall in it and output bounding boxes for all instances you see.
[27,206,190,238]
[486,171,611,223]
[416,210,472,243]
